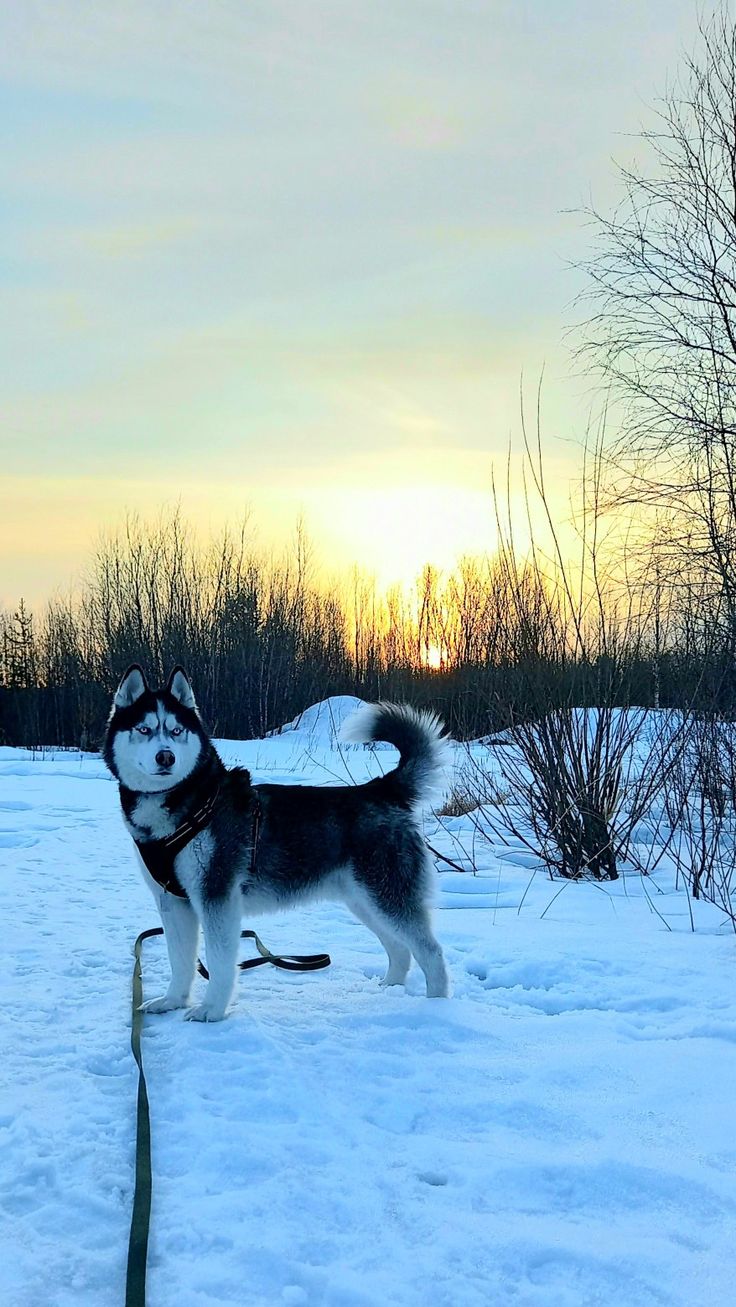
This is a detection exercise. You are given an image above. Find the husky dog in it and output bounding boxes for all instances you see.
[104,666,450,1021]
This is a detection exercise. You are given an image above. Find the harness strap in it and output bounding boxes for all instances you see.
[126,926,331,1306]
[135,793,262,900]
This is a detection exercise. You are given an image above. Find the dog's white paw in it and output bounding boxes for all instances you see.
[184,1002,228,1023]
[140,993,189,1014]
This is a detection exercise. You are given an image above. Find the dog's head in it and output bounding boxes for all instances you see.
[103,665,208,793]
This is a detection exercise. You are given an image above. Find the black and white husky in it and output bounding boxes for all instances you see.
[104,666,450,1021]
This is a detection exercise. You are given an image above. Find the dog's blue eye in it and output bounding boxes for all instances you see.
[171,727,183,737]
[136,726,152,736]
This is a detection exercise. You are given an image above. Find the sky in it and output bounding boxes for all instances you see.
[0,0,704,607]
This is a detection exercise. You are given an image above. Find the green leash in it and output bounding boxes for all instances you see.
[126,929,158,1307]
[126,927,330,1306]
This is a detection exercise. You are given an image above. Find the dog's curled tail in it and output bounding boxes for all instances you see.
[341,701,450,804]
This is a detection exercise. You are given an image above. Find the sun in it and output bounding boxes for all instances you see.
[423,643,443,670]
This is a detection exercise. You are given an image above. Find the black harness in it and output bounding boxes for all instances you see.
[134,787,262,899]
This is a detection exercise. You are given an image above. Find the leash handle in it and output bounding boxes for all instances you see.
[133,926,331,979]
[196,928,331,978]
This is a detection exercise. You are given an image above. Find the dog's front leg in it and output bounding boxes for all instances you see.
[185,893,241,1022]
[142,892,200,1013]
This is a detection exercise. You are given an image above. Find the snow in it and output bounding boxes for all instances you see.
[1,704,735,1306]
[268,696,369,748]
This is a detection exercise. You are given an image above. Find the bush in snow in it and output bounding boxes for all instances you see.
[481,706,685,880]
[664,714,736,926]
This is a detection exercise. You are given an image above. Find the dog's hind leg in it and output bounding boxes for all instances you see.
[355,838,450,998]
[392,907,450,998]
[343,886,412,987]
[142,892,200,1014]
[185,893,241,1022]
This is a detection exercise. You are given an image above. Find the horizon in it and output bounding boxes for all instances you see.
[1,1,702,608]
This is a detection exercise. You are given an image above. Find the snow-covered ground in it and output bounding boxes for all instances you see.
[1,708,735,1307]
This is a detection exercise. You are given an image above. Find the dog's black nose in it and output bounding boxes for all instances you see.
[156,749,175,769]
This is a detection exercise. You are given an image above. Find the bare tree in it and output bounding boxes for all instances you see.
[579,5,736,622]
[454,400,687,882]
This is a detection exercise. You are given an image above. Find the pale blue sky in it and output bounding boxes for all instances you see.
[0,0,703,602]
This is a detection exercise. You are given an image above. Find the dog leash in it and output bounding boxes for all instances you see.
[196,928,331,977]
[126,926,330,1307]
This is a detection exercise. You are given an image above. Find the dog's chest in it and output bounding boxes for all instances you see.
[127,795,179,840]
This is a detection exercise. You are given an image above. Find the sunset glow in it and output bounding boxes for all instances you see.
[0,1,700,610]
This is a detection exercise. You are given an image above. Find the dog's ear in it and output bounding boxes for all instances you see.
[114,664,148,709]
[167,666,197,710]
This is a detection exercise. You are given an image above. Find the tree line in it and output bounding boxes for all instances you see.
[0,500,730,750]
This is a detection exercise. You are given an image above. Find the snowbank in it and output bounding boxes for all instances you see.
[269,694,367,745]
